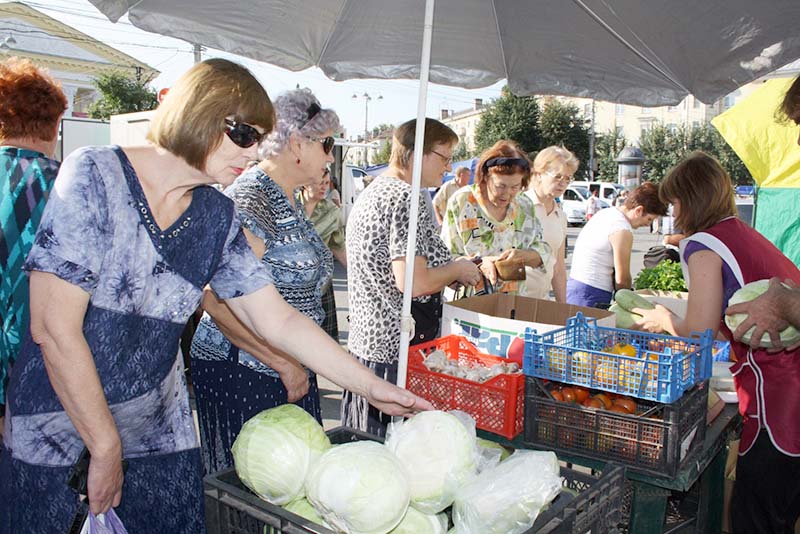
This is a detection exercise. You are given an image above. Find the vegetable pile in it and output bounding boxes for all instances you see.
[422,349,521,383]
[633,260,687,292]
[232,407,563,534]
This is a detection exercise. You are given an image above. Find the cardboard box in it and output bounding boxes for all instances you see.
[441,294,615,361]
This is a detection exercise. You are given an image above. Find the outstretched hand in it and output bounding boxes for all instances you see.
[365,378,434,417]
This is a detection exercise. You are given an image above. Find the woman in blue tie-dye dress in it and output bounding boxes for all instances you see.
[0,59,431,534]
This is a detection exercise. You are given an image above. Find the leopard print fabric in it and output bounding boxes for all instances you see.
[346,176,451,364]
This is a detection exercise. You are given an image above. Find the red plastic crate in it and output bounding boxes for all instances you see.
[407,335,524,439]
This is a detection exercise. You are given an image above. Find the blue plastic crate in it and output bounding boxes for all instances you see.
[712,340,731,362]
[523,313,713,404]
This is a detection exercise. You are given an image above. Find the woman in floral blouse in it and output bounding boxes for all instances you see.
[441,140,550,296]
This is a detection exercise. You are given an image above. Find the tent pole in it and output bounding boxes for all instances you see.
[396,0,435,390]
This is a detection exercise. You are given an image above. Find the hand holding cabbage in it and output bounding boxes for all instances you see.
[725,278,800,350]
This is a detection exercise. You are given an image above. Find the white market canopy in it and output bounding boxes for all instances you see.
[90,0,800,106]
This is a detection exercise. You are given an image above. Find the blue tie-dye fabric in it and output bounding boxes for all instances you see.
[0,146,271,533]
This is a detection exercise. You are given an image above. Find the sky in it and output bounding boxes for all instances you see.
[26,0,505,139]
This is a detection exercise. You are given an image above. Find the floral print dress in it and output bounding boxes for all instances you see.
[0,146,271,534]
[441,184,550,295]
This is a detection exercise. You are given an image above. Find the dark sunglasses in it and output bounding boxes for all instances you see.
[307,135,335,154]
[224,118,266,148]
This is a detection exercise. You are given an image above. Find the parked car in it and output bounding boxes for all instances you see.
[572,181,625,203]
[560,185,611,226]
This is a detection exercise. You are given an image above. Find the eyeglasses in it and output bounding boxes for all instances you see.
[431,150,453,165]
[306,135,335,155]
[224,118,266,148]
[488,179,523,194]
[546,171,574,183]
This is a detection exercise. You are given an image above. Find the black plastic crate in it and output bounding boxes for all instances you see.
[204,427,625,534]
[523,377,708,477]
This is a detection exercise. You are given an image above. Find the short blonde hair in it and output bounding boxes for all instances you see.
[389,118,458,168]
[660,151,737,234]
[475,140,532,188]
[532,146,579,176]
[147,58,275,171]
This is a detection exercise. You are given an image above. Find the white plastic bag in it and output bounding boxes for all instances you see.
[452,450,562,534]
[79,509,128,534]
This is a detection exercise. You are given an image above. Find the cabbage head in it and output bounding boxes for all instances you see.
[306,441,410,534]
[724,279,800,348]
[452,450,562,534]
[385,411,477,514]
[284,498,328,527]
[389,506,447,534]
[232,404,331,505]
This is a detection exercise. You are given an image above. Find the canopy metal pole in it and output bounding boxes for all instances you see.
[396,0,435,390]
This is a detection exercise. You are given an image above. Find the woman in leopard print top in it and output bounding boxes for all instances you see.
[341,118,481,436]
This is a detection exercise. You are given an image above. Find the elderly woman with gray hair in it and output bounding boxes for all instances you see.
[190,88,338,474]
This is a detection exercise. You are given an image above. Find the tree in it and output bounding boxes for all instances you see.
[538,100,590,177]
[371,139,392,165]
[474,86,542,155]
[638,124,684,183]
[451,142,473,162]
[370,123,394,139]
[637,123,752,184]
[88,72,158,120]
[594,129,627,183]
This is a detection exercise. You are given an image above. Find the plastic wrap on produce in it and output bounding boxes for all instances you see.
[451,450,562,534]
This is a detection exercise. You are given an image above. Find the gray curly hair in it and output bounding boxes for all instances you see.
[259,87,340,159]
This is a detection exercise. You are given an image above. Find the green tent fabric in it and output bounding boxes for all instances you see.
[754,188,800,265]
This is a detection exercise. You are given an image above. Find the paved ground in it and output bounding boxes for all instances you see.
[318,225,665,429]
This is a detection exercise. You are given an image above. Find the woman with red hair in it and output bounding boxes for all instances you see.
[441,140,550,296]
[0,57,67,423]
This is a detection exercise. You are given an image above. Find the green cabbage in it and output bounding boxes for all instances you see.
[232,405,331,505]
[385,411,478,514]
[725,280,800,348]
[284,498,328,527]
[306,441,410,534]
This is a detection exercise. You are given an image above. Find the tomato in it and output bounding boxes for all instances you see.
[561,387,577,403]
[550,389,564,402]
[613,398,637,414]
[572,386,590,403]
[608,404,629,414]
[582,398,603,409]
[593,393,613,409]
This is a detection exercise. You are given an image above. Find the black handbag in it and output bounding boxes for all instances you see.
[643,245,680,268]
[410,293,443,346]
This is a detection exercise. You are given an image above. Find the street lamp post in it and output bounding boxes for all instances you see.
[353,91,382,167]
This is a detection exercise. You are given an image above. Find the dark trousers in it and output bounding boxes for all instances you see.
[731,432,800,534]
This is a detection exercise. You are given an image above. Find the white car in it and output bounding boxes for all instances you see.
[560,185,610,225]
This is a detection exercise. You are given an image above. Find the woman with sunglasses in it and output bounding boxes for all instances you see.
[342,118,482,437]
[0,60,430,534]
[522,146,579,302]
[441,140,551,296]
[190,88,339,475]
